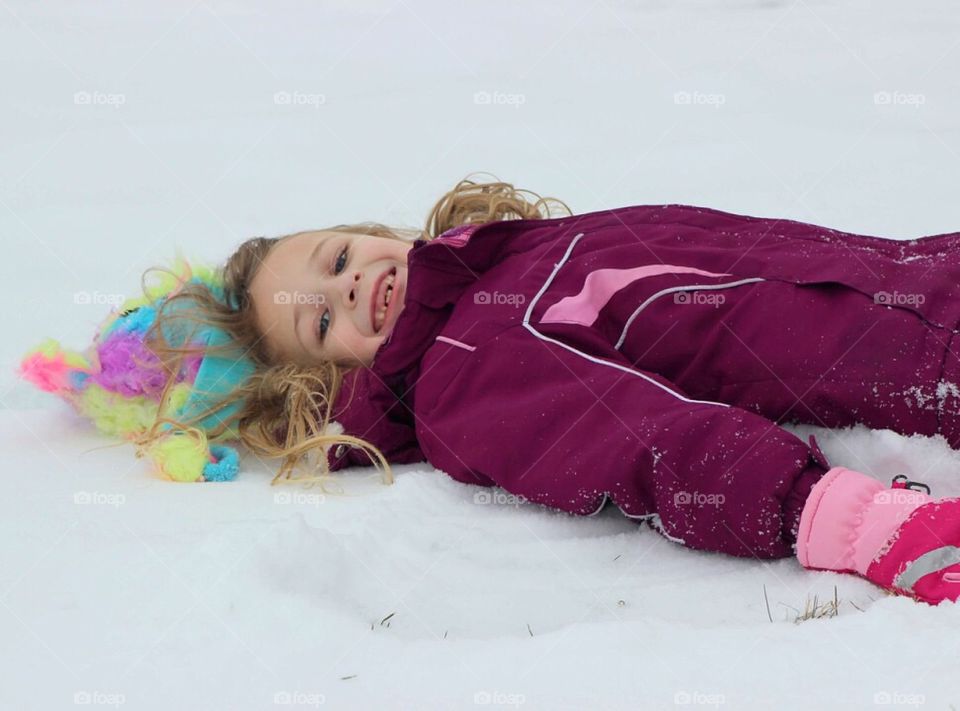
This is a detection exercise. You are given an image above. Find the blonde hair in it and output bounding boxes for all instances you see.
[135,173,572,490]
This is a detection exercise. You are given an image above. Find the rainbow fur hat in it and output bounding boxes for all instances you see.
[17,256,256,482]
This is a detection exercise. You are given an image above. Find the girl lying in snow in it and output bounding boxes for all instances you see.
[104,175,960,605]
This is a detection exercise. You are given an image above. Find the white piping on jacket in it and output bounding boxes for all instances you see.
[521,230,722,542]
[614,278,766,350]
[584,493,685,543]
[586,492,645,519]
[521,231,732,409]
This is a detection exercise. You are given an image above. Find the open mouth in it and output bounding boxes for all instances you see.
[371,267,397,333]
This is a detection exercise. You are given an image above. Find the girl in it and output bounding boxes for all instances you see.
[145,174,960,607]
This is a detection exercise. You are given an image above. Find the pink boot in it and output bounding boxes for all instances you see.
[796,466,960,605]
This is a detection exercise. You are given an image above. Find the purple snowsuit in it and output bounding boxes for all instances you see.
[325,204,960,559]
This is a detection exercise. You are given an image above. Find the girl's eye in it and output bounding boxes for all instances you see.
[317,246,348,342]
[317,311,330,341]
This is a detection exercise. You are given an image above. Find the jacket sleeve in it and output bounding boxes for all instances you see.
[414,325,831,559]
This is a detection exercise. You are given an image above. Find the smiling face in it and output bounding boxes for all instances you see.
[248,230,414,369]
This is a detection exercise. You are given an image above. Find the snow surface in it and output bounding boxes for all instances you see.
[4,1,960,709]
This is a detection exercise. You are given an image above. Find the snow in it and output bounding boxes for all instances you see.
[4,1,960,709]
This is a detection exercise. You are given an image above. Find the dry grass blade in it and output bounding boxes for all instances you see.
[790,586,842,623]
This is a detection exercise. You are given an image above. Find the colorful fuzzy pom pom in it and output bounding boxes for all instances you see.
[149,431,210,483]
[204,444,240,482]
[18,255,256,484]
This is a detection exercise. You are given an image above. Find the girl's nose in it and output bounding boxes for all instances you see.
[347,271,361,306]
[347,272,361,307]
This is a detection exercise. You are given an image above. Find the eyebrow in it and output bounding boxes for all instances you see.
[293,236,331,354]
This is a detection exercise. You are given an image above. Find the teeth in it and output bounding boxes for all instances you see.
[375,272,396,331]
[384,273,395,305]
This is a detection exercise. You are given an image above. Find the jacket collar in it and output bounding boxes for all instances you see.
[324,223,489,471]
[366,223,488,381]
[324,213,584,470]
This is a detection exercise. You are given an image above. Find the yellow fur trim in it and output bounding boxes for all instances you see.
[150,432,207,483]
[78,385,156,437]
[162,383,192,418]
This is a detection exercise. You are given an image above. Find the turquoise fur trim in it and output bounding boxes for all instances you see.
[174,326,256,431]
[115,304,157,335]
[204,444,240,482]
[155,280,256,438]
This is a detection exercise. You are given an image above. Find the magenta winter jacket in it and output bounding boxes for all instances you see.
[324,204,960,559]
